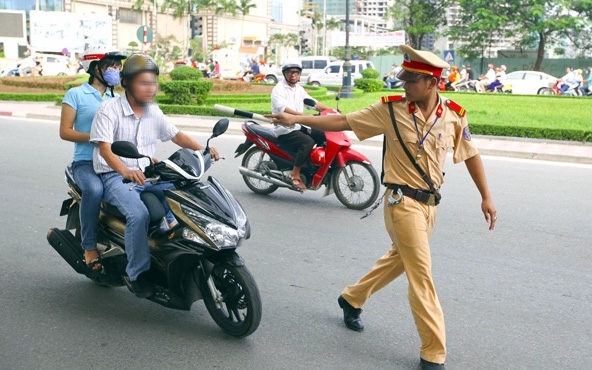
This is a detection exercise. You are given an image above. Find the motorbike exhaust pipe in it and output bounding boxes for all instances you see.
[238,167,290,188]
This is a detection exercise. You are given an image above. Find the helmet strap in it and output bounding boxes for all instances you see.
[95,66,115,97]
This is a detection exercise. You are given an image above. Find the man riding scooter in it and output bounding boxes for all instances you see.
[270,60,331,191]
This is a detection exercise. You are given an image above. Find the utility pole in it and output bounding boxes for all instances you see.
[339,0,353,99]
[322,0,327,55]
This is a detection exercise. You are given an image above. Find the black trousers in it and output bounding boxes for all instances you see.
[276,126,325,167]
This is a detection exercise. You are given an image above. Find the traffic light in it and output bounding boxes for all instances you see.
[190,15,203,38]
[300,38,309,55]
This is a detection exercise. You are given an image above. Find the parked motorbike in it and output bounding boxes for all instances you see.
[47,119,261,338]
[213,101,380,210]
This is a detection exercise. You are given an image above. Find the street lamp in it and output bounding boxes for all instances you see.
[339,0,353,99]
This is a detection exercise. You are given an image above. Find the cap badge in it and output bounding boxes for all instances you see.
[404,52,411,62]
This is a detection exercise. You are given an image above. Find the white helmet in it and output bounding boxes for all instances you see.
[81,45,126,72]
[281,60,302,74]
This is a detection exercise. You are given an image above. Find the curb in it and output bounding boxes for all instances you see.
[2,105,592,165]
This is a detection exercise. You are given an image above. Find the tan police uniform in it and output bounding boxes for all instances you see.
[340,45,479,365]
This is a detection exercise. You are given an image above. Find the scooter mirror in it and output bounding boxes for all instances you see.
[212,118,229,138]
[112,141,146,159]
[303,98,316,108]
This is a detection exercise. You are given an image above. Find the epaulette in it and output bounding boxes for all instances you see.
[445,98,466,117]
[381,95,406,103]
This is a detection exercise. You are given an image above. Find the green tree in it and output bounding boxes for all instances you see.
[448,0,592,70]
[236,0,257,46]
[268,32,298,62]
[310,11,324,55]
[323,17,341,54]
[128,41,140,54]
[385,0,452,50]
[215,0,237,16]
[189,37,207,62]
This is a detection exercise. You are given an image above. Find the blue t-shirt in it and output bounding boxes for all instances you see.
[62,83,115,162]
[252,63,260,75]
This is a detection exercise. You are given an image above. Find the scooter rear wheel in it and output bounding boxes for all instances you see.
[241,147,279,195]
[332,161,380,210]
[201,262,262,338]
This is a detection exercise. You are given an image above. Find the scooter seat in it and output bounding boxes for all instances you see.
[65,165,82,196]
[246,122,278,142]
[102,192,166,224]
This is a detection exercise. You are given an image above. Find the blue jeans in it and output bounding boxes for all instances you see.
[71,161,103,251]
[100,172,174,280]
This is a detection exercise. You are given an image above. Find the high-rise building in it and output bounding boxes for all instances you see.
[310,0,356,16]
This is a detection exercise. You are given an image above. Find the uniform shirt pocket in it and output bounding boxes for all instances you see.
[436,134,454,163]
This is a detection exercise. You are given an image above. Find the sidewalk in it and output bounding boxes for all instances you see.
[2,101,592,165]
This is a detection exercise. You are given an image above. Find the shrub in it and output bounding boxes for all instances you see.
[1,76,79,90]
[160,80,214,105]
[169,66,202,81]
[0,93,64,101]
[360,68,380,79]
[354,77,384,92]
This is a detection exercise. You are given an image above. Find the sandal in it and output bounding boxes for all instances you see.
[84,250,102,271]
[289,175,306,191]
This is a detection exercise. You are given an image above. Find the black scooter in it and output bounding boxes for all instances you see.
[47,119,261,337]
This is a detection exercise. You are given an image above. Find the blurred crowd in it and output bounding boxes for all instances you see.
[383,62,591,96]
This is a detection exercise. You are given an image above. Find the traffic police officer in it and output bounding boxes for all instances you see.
[267,44,497,370]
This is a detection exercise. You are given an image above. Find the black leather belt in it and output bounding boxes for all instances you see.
[385,183,440,206]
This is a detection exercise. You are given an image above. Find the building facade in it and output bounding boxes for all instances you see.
[0,0,301,62]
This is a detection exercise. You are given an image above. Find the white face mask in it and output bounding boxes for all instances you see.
[103,68,121,87]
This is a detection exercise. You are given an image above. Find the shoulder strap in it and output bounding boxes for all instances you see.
[387,102,437,193]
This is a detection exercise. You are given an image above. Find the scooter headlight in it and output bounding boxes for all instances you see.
[182,205,239,248]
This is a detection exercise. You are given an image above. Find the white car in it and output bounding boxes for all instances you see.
[36,54,77,76]
[1,54,76,77]
[264,56,337,84]
[306,60,376,87]
[503,70,557,95]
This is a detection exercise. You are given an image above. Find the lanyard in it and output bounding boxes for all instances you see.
[410,99,442,159]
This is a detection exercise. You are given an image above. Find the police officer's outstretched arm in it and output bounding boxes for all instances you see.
[464,153,497,230]
[267,111,350,132]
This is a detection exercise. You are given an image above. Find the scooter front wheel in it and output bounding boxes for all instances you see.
[201,261,262,338]
[332,161,380,210]
[241,147,279,195]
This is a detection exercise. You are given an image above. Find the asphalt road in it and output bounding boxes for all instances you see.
[1,117,591,370]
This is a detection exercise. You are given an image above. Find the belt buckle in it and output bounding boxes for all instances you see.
[426,194,436,206]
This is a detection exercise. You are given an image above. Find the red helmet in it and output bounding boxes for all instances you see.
[310,147,326,166]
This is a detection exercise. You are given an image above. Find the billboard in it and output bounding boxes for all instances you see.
[0,11,27,59]
[0,11,26,38]
[29,11,112,54]
[330,30,406,48]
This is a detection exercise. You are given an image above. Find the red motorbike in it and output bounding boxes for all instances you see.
[213,101,380,210]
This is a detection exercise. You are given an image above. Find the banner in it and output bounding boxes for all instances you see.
[330,30,406,48]
[29,11,112,54]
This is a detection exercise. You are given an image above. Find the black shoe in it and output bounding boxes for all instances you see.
[337,295,364,331]
[128,272,154,298]
[420,358,446,370]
